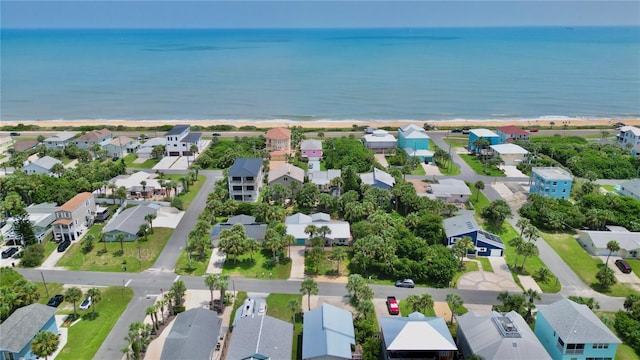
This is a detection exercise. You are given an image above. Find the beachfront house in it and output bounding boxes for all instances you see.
[21,156,63,176]
[398,124,433,162]
[363,129,396,154]
[380,312,457,360]
[425,178,472,203]
[456,311,551,360]
[300,139,323,160]
[534,299,620,360]
[307,169,342,193]
[489,143,529,166]
[285,212,351,246]
[302,303,355,360]
[360,168,395,190]
[529,167,573,200]
[265,128,292,153]
[103,136,140,158]
[102,204,158,242]
[210,215,267,246]
[617,125,640,156]
[619,178,640,200]
[497,125,530,143]
[74,128,113,151]
[164,124,202,157]
[468,129,500,153]
[443,212,505,257]
[228,158,264,203]
[578,227,640,259]
[160,308,222,360]
[0,304,58,360]
[44,131,76,149]
[268,163,305,194]
[52,192,96,242]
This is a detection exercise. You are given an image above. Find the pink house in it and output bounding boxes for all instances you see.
[300,139,323,159]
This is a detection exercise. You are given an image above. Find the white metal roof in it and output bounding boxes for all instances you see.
[470,129,499,137]
[490,143,529,155]
[531,167,572,180]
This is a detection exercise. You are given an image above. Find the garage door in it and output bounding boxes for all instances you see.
[490,249,503,257]
[296,238,306,246]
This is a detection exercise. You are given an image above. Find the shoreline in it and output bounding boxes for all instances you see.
[2,118,640,130]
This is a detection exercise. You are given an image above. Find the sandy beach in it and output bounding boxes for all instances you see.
[4,118,640,130]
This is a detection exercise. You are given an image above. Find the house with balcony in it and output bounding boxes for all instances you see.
[52,192,96,242]
[285,212,351,246]
[398,124,433,161]
[619,178,640,200]
[529,167,573,200]
[74,128,113,150]
[363,130,396,154]
[490,143,529,166]
[265,128,292,154]
[468,129,500,153]
[268,164,305,194]
[0,304,58,360]
[360,168,395,190]
[228,158,263,203]
[102,204,157,242]
[497,125,530,143]
[164,124,202,156]
[300,139,323,160]
[443,212,505,257]
[1,203,57,245]
[578,226,640,259]
[380,312,457,360]
[534,299,620,360]
[21,156,63,176]
[103,136,140,158]
[44,131,76,149]
[617,125,640,156]
[302,303,355,360]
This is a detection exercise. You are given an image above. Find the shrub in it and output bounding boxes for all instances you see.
[20,244,45,268]
[171,197,184,210]
[173,306,186,315]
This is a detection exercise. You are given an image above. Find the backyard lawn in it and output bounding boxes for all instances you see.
[56,286,134,360]
[174,247,213,276]
[266,293,303,360]
[304,248,351,276]
[459,153,506,177]
[442,136,469,148]
[122,153,160,169]
[221,249,292,279]
[56,226,173,272]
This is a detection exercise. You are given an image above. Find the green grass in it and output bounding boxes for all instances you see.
[122,153,160,169]
[628,259,640,279]
[600,184,617,192]
[229,291,248,324]
[42,234,58,259]
[398,299,436,317]
[542,232,639,297]
[292,159,308,171]
[459,153,506,177]
[36,283,65,304]
[56,286,134,360]
[221,249,292,279]
[451,261,479,287]
[468,183,491,211]
[304,249,351,276]
[477,257,494,272]
[442,137,469,148]
[57,227,173,272]
[176,174,205,209]
[174,245,213,276]
[411,165,426,175]
[596,311,640,360]
[437,161,461,176]
[266,293,304,360]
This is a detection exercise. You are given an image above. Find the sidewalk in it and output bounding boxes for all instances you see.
[205,248,226,274]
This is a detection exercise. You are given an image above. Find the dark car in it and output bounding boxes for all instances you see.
[9,132,21,136]
[615,259,632,274]
[451,128,462,133]
[57,239,71,252]
[47,294,64,307]
[395,279,415,288]
[1,247,19,259]
[461,127,471,134]
[112,156,120,161]
[212,133,221,137]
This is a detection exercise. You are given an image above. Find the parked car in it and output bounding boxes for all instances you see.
[212,133,221,137]
[57,239,71,252]
[461,127,471,134]
[9,132,21,136]
[451,128,462,133]
[1,247,19,259]
[79,297,92,310]
[395,279,415,288]
[47,294,64,308]
[615,259,632,274]
[112,156,119,161]
[530,128,539,132]
[386,296,400,315]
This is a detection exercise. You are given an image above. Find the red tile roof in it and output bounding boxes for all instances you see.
[497,125,528,136]
[266,128,291,140]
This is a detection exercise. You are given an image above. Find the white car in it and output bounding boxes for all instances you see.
[79,297,92,310]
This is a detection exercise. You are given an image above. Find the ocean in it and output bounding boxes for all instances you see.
[1,27,639,122]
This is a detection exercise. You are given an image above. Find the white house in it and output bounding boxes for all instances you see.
[489,143,529,166]
[285,212,351,246]
[21,156,63,175]
[578,227,640,259]
[308,169,341,192]
[136,137,166,159]
[44,132,76,149]
[103,136,140,158]
[164,124,202,156]
[426,178,472,203]
[617,125,640,156]
[110,171,167,199]
[363,130,396,154]
[619,179,640,200]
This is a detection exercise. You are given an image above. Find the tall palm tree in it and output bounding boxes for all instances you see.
[245,238,260,262]
[519,242,539,270]
[516,218,531,237]
[116,233,126,254]
[300,277,319,311]
[214,274,230,304]
[144,213,156,234]
[204,274,216,309]
[64,287,83,319]
[331,247,346,275]
[606,240,620,265]
[284,234,296,258]
[287,298,301,323]
[523,224,540,242]
[446,293,464,324]
[87,287,101,317]
[145,306,158,331]
[318,225,332,246]
[474,181,485,201]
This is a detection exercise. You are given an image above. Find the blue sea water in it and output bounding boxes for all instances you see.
[1,27,639,122]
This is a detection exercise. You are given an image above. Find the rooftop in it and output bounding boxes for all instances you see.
[58,192,93,212]
[531,167,573,180]
[619,125,640,136]
[360,168,395,188]
[165,124,190,136]
[183,132,202,143]
[45,131,76,142]
[308,169,342,186]
[399,124,425,133]
[103,205,157,236]
[160,308,221,360]
[12,140,39,152]
[300,139,323,150]
[620,178,640,195]
[579,229,640,251]
[108,136,135,146]
[443,212,481,238]
[490,143,529,155]
[0,304,57,353]
[497,125,528,136]
[470,128,499,138]
[228,158,263,177]
[26,155,63,170]
[364,130,397,143]
[302,303,355,359]
[268,163,305,183]
[537,299,620,344]
[76,128,112,142]
[430,178,472,197]
[265,127,291,140]
[380,312,457,352]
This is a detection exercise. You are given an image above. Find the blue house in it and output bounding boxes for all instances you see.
[529,167,573,200]
[0,304,59,360]
[468,129,500,153]
[443,212,505,257]
[380,312,457,360]
[534,299,620,360]
[302,303,355,360]
[398,124,433,162]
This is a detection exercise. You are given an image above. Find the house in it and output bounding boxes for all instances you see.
[21,155,63,176]
[529,167,573,200]
[74,128,112,150]
[398,124,433,161]
[456,311,551,360]
[102,205,157,242]
[285,212,351,246]
[534,299,620,360]
[136,137,166,159]
[490,143,529,166]
[379,312,457,360]
[443,212,505,256]
[617,125,640,156]
[0,303,58,360]
[425,178,472,203]
[226,298,293,360]
[12,140,39,153]
[300,139,323,160]
[1,203,57,245]
[497,125,530,143]
[228,158,264,203]
[44,131,76,149]
[360,168,395,190]
[363,130,396,154]
[164,124,202,156]
[578,227,640,259]
[52,192,96,242]
[102,136,140,158]
[160,308,222,360]
[302,303,355,360]
[268,164,305,194]
[94,205,111,222]
[308,169,342,192]
[468,129,500,153]
[110,171,167,199]
[210,214,267,246]
[265,128,291,153]
[618,178,640,200]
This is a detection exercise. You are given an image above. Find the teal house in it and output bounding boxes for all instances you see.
[534,299,620,360]
[0,304,59,360]
[398,124,433,161]
[468,129,500,153]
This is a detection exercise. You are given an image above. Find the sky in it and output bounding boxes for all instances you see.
[1,1,639,29]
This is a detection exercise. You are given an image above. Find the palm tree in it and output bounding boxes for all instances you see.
[245,238,260,262]
[87,287,101,317]
[523,289,541,322]
[331,247,346,275]
[522,224,540,242]
[284,234,296,258]
[116,186,127,205]
[146,305,158,331]
[416,293,434,315]
[214,274,230,305]
[145,213,156,234]
[509,236,525,268]
[140,180,147,199]
[304,225,319,240]
[116,233,126,254]
[138,224,149,241]
[100,232,108,252]
[516,218,531,237]
[64,287,83,319]
[318,225,332,246]
[452,236,474,267]
[605,240,620,265]
[519,242,538,270]
[300,277,319,311]
[446,293,464,324]
[287,298,301,323]
[204,274,216,309]
[474,181,485,201]
[31,331,60,360]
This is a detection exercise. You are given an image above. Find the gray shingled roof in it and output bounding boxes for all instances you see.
[228,158,263,177]
[227,214,257,224]
[103,205,157,236]
[160,308,221,360]
[443,212,481,238]
[165,124,190,136]
[226,310,293,360]
[28,156,63,170]
[0,304,57,353]
[537,299,620,344]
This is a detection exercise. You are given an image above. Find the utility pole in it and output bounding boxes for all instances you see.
[41,272,49,297]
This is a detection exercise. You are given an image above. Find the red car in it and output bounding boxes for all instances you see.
[530,128,539,132]
[386,296,399,315]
